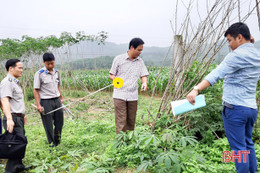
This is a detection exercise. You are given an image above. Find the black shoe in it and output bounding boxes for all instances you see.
[16,165,33,172]
[24,165,33,171]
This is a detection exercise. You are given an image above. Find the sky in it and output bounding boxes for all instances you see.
[0,0,259,47]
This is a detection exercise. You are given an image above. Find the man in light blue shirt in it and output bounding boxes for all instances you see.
[187,22,260,173]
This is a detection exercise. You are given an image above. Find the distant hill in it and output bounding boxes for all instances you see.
[55,41,171,66]
[55,40,260,69]
[57,56,114,70]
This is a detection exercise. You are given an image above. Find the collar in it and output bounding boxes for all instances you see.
[7,73,19,84]
[239,42,253,48]
[43,67,57,74]
[125,52,140,61]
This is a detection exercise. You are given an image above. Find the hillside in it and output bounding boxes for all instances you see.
[56,40,260,69]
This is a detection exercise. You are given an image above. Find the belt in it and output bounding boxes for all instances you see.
[12,113,25,118]
[223,102,234,109]
[41,97,59,100]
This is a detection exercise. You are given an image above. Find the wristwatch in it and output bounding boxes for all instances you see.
[193,85,200,92]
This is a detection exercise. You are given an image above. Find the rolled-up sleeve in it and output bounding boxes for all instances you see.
[109,57,118,75]
[205,52,243,86]
[140,61,149,77]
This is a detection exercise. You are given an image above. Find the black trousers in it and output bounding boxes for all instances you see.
[3,114,25,173]
[0,117,2,134]
[40,98,64,147]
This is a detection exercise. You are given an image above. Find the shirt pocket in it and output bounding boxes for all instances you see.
[118,64,129,75]
[13,88,23,99]
[43,79,54,89]
[43,78,52,84]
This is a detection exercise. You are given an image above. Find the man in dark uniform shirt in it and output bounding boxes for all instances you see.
[0,59,29,173]
[33,52,64,147]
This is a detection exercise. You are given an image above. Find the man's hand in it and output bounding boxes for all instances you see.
[141,83,147,91]
[109,74,116,81]
[37,105,43,113]
[7,118,14,133]
[141,76,148,92]
[24,116,27,125]
[186,90,199,105]
[1,97,15,133]
[186,80,211,104]
[60,99,65,110]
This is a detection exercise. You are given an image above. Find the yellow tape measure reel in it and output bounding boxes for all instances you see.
[113,77,124,89]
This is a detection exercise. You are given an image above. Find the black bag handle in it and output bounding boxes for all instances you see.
[3,129,17,135]
[0,130,27,144]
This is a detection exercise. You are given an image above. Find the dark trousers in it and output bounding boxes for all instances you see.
[114,98,137,134]
[223,103,258,173]
[40,98,64,147]
[3,114,25,173]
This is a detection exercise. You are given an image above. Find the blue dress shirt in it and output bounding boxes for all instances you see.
[205,43,260,109]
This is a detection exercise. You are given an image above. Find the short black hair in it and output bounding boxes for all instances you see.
[224,22,251,40]
[43,52,55,62]
[5,59,20,71]
[129,38,144,49]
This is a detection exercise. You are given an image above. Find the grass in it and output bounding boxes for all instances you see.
[25,91,116,172]
[0,90,161,173]
[0,89,260,172]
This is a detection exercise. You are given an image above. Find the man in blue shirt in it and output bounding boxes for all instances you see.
[187,22,260,173]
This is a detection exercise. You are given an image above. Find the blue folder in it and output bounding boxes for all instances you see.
[171,95,206,116]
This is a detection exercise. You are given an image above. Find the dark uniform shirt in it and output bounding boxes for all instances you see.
[34,67,61,99]
[0,73,25,114]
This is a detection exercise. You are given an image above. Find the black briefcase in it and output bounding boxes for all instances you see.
[0,131,27,159]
